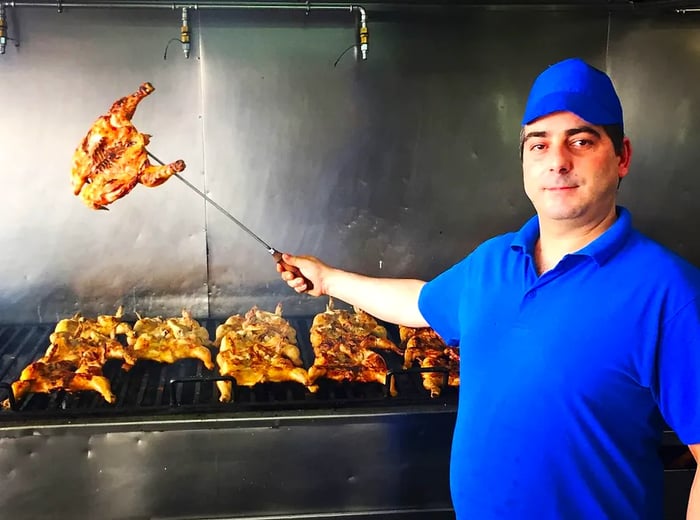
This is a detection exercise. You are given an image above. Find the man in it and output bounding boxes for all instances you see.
[278,58,700,519]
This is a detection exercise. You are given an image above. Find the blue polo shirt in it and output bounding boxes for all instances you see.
[418,207,700,519]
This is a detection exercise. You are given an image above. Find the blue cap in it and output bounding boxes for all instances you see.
[521,58,623,132]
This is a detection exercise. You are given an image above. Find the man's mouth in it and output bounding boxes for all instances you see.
[545,186,577,191]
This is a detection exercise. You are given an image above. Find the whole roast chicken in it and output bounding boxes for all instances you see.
[71,82,186,210]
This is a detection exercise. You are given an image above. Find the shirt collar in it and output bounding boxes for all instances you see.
[510,206,633,266]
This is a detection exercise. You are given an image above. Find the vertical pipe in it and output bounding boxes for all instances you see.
[355,6,368,60]
[180,6,190,58]
[0,4,7,55]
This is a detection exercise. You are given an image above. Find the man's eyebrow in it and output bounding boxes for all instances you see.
[567,126,601,138]
[523,126,602,142]
[522,130,546,142]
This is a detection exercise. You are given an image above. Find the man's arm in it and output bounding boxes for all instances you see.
[278,253,429,327]
[687,444,700,519]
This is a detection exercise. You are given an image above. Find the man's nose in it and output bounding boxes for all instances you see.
[548,144,572,174]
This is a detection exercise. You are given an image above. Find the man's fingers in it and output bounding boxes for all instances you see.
[277,253,319,295]
[281,272,306,290]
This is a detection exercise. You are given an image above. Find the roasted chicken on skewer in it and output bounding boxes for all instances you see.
[71,82,186,210]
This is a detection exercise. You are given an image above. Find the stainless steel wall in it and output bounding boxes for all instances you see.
[0,7,208,322]
[1,5,698,323]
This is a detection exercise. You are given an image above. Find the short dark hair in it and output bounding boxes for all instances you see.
[519,124,625,160]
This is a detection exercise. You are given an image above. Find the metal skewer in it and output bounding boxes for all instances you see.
[146,151,313,289]
[147,151,276,255]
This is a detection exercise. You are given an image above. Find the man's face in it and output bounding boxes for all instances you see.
[521,111,631,226]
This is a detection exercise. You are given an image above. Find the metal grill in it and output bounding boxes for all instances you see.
[0,318,458,420]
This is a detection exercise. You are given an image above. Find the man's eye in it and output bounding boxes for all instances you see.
[572,138,593,147]
[530,143,546,151]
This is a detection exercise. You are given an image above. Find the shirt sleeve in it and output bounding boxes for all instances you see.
[417,256,471,346]
[654,296,700,445]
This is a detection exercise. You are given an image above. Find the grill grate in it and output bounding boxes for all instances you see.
[0,318,458,420]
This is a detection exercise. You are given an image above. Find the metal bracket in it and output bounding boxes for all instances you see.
[168,375,237,407]
[385,367,450,398]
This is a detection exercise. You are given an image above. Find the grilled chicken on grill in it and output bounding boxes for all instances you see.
[10,359,116,404]
[309,337,389,387]
[2,307,133,407]
[310,300,402,356]
[71,82,185,210]
[53,306,133,340]
[123,310,213,371]
[215,304,309,402]
[399,326,460,397]
[48,306,135,366]
[307,298,402,388]
[46,331,134,367]
[215,304,303,366]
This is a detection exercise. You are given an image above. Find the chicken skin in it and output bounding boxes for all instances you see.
[307,298,401,388]
[311,301,403,357]
[48,306,135,366]
[216,335,309,402]
[71,82,185,209]
[2,307,134,407]
[123,310,213,371]
[399,326,460,397]
[11,359,116,404]
[215,304,309,402]
[53,306,132,340]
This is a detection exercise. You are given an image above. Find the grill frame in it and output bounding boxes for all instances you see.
[0,405,459,520]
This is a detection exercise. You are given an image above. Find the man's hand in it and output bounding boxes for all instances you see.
[276,253,428,327]
[276,253,329,297]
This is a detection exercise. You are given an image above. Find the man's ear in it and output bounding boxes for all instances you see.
[618,136,632,181]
